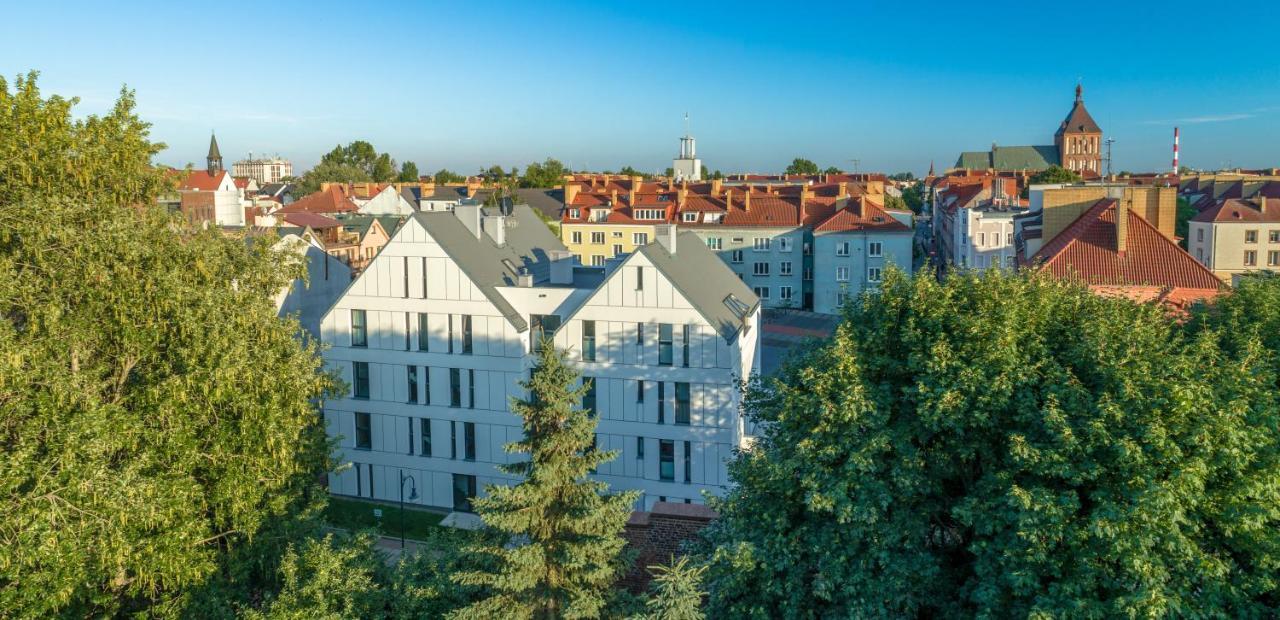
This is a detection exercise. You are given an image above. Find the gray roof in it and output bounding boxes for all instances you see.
[515,188,565,220]
[412,205,567,332]
[636,232,760,342]
[260,182,294,198]
[338,215,403,240]
[955,145,1060,171]
[425,186,471,201]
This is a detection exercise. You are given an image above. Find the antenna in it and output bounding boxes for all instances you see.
[683,112,690,137]
[848,158,860,174]
[1103,137,1115,178]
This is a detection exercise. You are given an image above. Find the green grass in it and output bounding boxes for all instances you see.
[324,496,448,541]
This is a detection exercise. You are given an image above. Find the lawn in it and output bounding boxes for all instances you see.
[324,496,448,541]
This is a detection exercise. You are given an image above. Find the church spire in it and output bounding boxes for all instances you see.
[1075,83,1083,103]
[207,132,223,174]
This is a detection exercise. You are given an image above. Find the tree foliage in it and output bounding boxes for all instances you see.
[294,140,401,195]
[397,160,420,183]
[901,182,925,214]
[618,165,653,180]
[433,168,465,184]
[785,157,819,176]
[1029,164,1082,185]
[641,557,706,620]
[522,158,569,188]
[293,160,371,196]
[703,269,1280,618]
[0,73,338,617]
[822,166,842,175]
[453,342,640,619]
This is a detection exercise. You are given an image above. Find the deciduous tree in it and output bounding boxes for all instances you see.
[785,157,819,175]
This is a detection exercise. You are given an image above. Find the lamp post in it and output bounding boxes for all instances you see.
[398,470,418,549]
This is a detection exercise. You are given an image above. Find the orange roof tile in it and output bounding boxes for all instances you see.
[276,185,360,215]
[178,169,230,191]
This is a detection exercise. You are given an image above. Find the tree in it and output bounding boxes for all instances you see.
[371,153,397,182]
[710,170,724,180]
[700,164,709,179]
[248,534,391,620]
[823,166,842,175]
[889,171,916,181]
[1028,164,1081,185]
[664,167,674,178]
[452,342,640,619]
[618,165,652,180]
[641,557,706,620]
[293,140,400,195]
[901,183,925,214]
[294,160,371,196]
[433,168,465,184]
[0,74,338,616]
[883,194,908,212]
[702,269,1280,618]
[398,161,420,183]
[785,157,819,175]
[522,158,568,188]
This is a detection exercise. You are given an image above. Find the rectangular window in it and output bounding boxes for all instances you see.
[868,242,883,257]
[730,249,744,263]
[658,382,666,424]
[452,474,476,512]
[682,211,697,222]
[779,237,793,252]
[977,232,986,246]
[408,417,414,455]
[461,315,473,354]
[422,257,429,298]
[634,232,649,245]
[447,316,454,354]
[1006,232,1014,245]
[1270,251,1280,267]
[613,244,623,256]
[420,419,432,456]
[636,437,645,460]
[753,286,770,300]
[463,422,475,461]
[780,261,792,276]
[450,421,457,459]
[450,368,462,407]
[675,382,690,425]
[1197,228,1205,243]
[468,369,475,409]
[836,242,849,257]
[353,362,369,399]
[706,237,722,250]
[637,380,645,403]
[530,314,561,353]
[407,366,418,404]
[1271,231,1280,243]
[1246,230,1259,243]
[350,309,367,347]
[637,322,644,346]
[683,441,692,483]
[422,366,431,405]
[779,286,793,300]
[868,267,883,282]
[571,231,583,244]
[569,209,580,220]
[803,267,813,281]
[753,237,770,251]
[418,313,429,351]
[404,312,411,350]
[753,262,770,276]
[582,377,596,416]
[582,320,596,361]
[658,324,673,366]
[682,325,690,367]
[836,267,850,282]
[354,412,371,449]
[591,232,605,245]
[636,266,644,291]
[1245,250,1258,266]
[659,440,675,481]
[837,292,849,306]
[591,255,606,266]
[403,257,409,298]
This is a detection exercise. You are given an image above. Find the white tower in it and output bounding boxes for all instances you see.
[672,113,703,182]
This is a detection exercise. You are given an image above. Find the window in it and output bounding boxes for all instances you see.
[1246,230,1259,243]
[1271,231,1280,243]
[836,242,849,257]
[404,312,411,350]
[780,261,793,276]
[837,292,849,306]
[420,418,432,456]
[450,368,462,407]
[658,382,666,424]
[569,208,580,220]
[682,212,697,222]
[452,474,476,512]
[636,209,665,220]
[730,249,744,263]
[591,255,606,266]
[633,232,649,245]
[706,237,722,250]
[659,440,675,481]
[580,320,597,361]
[753,237,770,251]
[803,267,813,281]
[753,286,770,299]
[461,315,472,354]
[582,378,596,416]
[637,380,645,403]
[658,324,673,366]
[463,422,475,460]
[571,231,583,244]
[836,267,850,282]
[450,421,457,459]
[353,362,369,399]
[681,325,690,367]
[354,412,371,449]
[407,366,418,404]
[1006,232,1014,245]
[1197,248,1204,262]
[447,316,454,354]
[613,231,623,238]
[868,242,882,257]
[977,232,986,246]
[1197,228,1205,243]
[402,257,409,298]
[779,286,793,301]
[350,309,367,347]
[468,369,475,409]
[1269,251,1280,267]
[779,237,793,252]
[591,232,605,244]
[422,367,431,405]
[418,313,430,351]
[675,382,690,425]
[636,437,645,460]
[683,441,692,483]
[868,267,882,282]
[612,244,623,256]
[530,314,561,352]
[752,262,770,276]
[636,322,644,346]
[1245,250,1258,266]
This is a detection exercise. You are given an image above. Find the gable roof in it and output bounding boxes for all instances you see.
[955,145,1060,171]
[276,185,360,215]
[178,169,230,191]
[1032,198,1223,293]
[282,212,342,229]
[812,197,912,233]
[635,232,760,342]
[1190,197,1280,223]
[1056,86,1102,135]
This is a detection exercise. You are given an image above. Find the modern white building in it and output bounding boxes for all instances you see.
[353,184,417,216]
[271,230,352,339]
[932,176,1023,271]
[233,155,294,185]
[1187,196,1280,280]
[672,133,702,182]
[319,205,760,512]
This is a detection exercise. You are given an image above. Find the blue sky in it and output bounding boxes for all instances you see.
[4,0,1279,176]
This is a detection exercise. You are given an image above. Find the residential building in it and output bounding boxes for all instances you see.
[319,204,760,511]
[931,176,1023,271]
[955,85,1103,177]
[349,183,416,216]
[177,134,248,226]
[811,197,915,313]
[267,228,351,339]
[232,155,293,185]
[1188,197,1280,280]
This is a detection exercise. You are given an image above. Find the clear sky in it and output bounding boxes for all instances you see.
[3,0,1279,176]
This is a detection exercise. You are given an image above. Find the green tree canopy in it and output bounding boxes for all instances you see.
[883,194,909,212]
[1029,164,1082,185]
[785,157,819,175]
[618,165,653,180]
[293,160,372,196]
[433,168,465,184]
[0,72,337,617]
[452,342,639,619]
[521,158,568,188]
[703,269,1280,618]
[294,140,401,195]
[823,166,842,175]
[889,171,916,181]
[901,182,925,214]
[398,160,420,183]
[642,557,707,620]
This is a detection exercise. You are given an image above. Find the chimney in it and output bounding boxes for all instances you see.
[800,186,815,204]
[743,189,752,211]
[564,183,580,206]
[677,187,688,207]
[711,178,723,196]
[667,178,674,191]
[655,224,678,253]
[517,267,534,287]
[1116,199,1129,256]
[455,204,482,239]
[610,189,618,206]
[724,188,734,209]
[837,181,849,200]
[628,186,637,206]
[631,175,643,185]
[482,214,507,246]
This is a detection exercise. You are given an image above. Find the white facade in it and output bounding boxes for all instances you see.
[273,233,352,339]
[811,229,913,313]
[953,207,1021,271]
[673,135,702,182]
[233,157,294,185]
[355,184,416,216]
[320,210,760,512]
[1188,220,1280,278]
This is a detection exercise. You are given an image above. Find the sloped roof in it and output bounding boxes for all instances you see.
[636,232,760,342]
[1190,197,1280,223]
[812,197,912,233]
[1056,86,1102,135]
[515,187,566,220]
[207,134,221,160]
[178,169,230,191]
[282,212,342,229]
[1032,198,1223,292]
[276,185,360,215]
[955,145,1060,171]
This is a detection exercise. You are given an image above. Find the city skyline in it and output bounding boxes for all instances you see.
[4,0,1279,175]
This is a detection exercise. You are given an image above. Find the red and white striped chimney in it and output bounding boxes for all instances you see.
[1172,127,1180,175]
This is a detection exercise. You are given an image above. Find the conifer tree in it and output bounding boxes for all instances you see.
[641,557,706,620]
[452,341,639,619]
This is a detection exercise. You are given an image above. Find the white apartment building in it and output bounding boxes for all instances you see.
[320,205,760,512]
[932,177,1022,271]
[232,156,294,185]
[1187,196,1280,280]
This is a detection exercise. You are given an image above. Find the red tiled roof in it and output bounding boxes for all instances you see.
[1032,198,1223,292]
[178,169,230,191]
[722,195,801,227]
[812,197,911,233]
[276,185,360,215]
[233,177,250,189]
[1190,197,1280,223]
[282,212,343,229]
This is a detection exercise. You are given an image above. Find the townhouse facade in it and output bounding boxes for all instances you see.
[320,204,760,512]
[1187,197,1280,280]
[931,176,1023,271]
[233,156,294,185]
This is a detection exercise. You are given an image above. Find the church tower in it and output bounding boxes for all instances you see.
[207,133,223,175]
[1054,85,1103,176]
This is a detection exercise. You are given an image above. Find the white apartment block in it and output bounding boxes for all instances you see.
[1187,197,1280,280]
[232,156,294,185]
[953,205,1022,271]
[320,205,761,512]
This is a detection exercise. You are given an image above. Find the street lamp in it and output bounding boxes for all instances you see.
[399,470,419,549]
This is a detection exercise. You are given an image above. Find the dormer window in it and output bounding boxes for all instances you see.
[682,212,697,223]
[635,209,665,220]
[590,208,609,222]
[568,208,580,219]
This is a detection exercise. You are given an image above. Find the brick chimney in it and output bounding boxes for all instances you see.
[800,186,815,204]
[677,187,688,207]
[565,183,581,206]
[744,189,752,212]
[724,188,734,209]
[1115,199,1129,256]
[837,181,849,200]
[711,178,723,196]
[610,189,618,207]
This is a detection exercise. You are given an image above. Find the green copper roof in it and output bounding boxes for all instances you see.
[954,145,1060,171]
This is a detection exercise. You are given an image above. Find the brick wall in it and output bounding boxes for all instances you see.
[620,502,717,592]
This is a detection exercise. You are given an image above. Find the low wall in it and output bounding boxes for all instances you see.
[620,502,717,592]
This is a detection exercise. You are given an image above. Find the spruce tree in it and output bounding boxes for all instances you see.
[641,557,706,620]
[452,341,639,619]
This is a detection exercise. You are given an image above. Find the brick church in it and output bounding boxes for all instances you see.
[955,85,1103,177]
